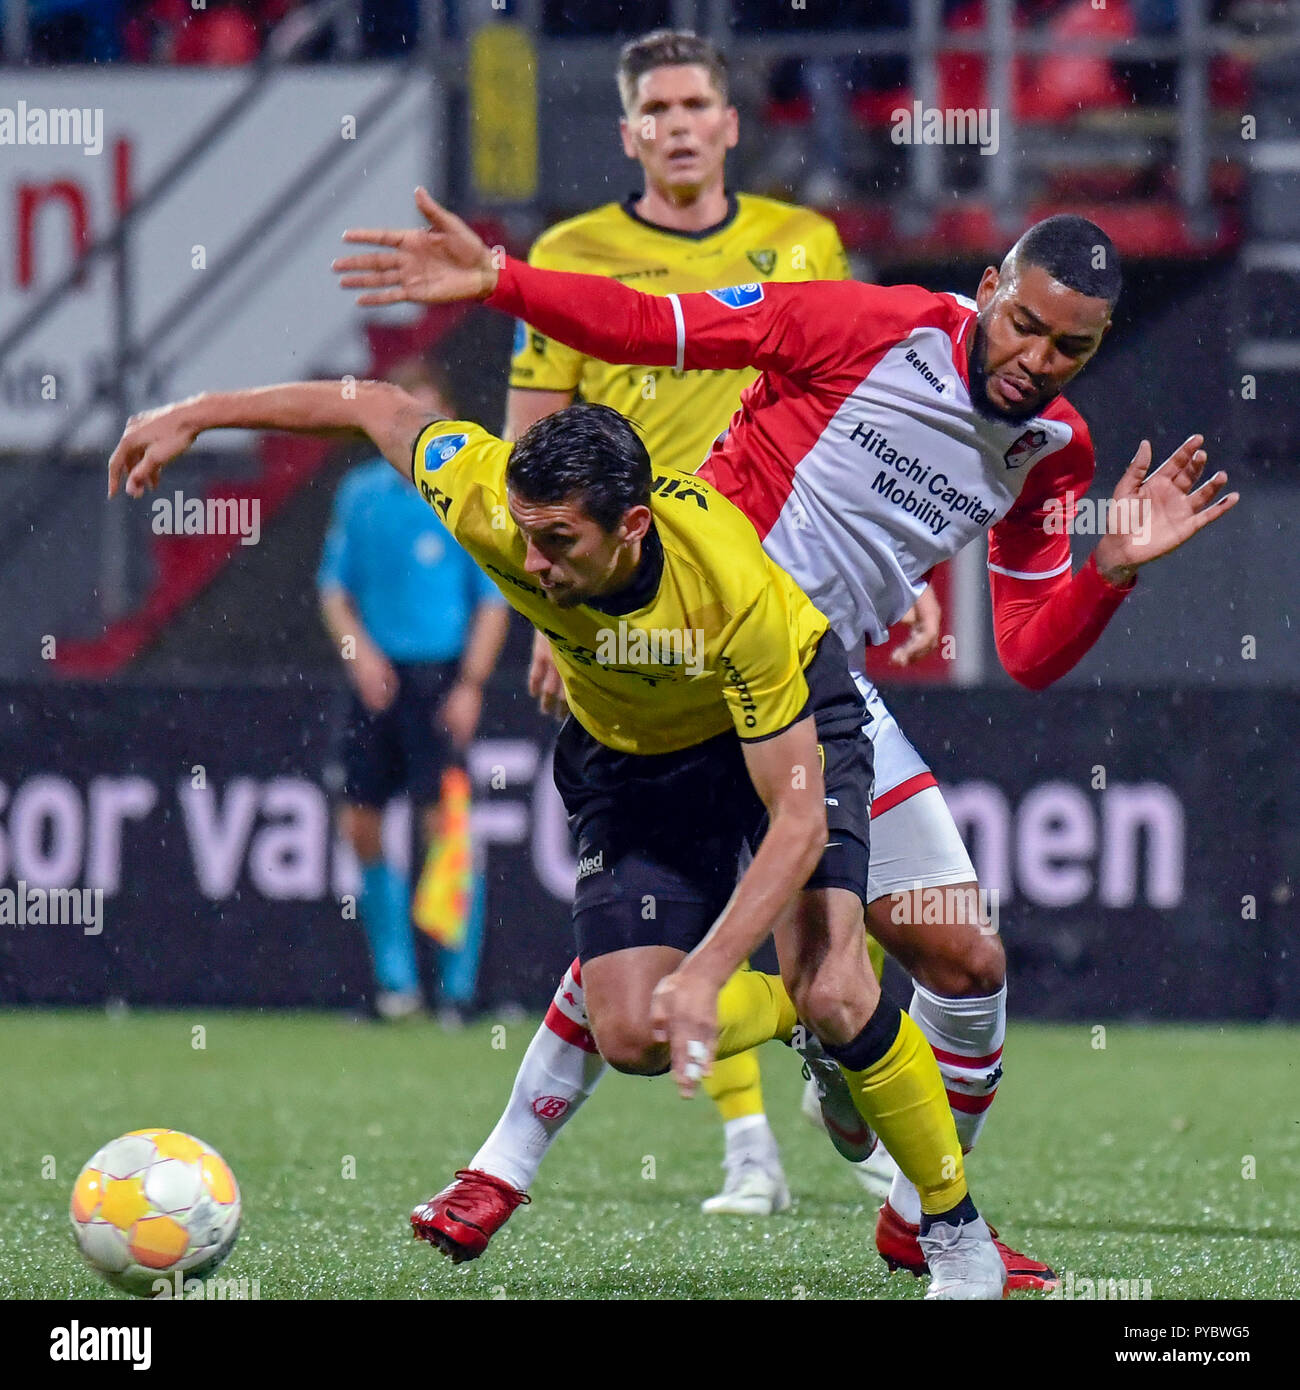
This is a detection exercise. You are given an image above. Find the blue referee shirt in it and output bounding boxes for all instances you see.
[317,458,503,663]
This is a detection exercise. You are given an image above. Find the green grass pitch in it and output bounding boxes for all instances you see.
[3,1011,1297,1299]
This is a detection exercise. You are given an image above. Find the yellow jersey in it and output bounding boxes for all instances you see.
[411,419,829,756]
[508,193,849,474]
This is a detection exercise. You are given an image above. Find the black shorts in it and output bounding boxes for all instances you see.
[551,630,874,962]
[328,661,459,808]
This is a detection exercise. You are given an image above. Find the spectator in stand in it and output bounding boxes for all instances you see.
[27,0,123,62]
[359,0,419,56]
[541,0,670,36]
[123,0,261,64]
[738,0,913,204]
[317,357,510,1022]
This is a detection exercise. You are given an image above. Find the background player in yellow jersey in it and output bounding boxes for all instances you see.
[502,28,932,1217]
[505,30,847,473]
[108,386,1006,1298]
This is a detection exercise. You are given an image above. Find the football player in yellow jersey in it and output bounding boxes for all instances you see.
[502,29,900,1218]
[108,384,1006,1298]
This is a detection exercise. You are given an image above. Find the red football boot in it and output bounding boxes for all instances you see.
[876,1199,1059,1293]
[411,1169,530,1263]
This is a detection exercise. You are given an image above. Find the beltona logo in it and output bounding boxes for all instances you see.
[576,851,604,881]
[532,1095,570,1120]
[904,347,956,399]
[423,433,468,470]
[706,283,765,309]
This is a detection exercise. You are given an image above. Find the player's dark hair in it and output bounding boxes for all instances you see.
[617,29,729,113]
[1011,215,1122,306]
[507,403,651,533]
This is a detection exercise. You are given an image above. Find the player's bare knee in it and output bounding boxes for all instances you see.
[590,1021,668,1076]
[791,971,877,1048]
[970,929,1006,992]
[922,928,1006,996]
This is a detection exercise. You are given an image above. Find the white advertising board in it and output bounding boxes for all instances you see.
[0,67,435,451]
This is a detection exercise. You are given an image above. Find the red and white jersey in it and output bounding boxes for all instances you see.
[690,280,1092,655]
[491,261,1134,690]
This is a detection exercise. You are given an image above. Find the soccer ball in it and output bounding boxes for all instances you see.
[69,1129,241,1297]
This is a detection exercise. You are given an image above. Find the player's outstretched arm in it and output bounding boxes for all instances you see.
[989,433,1240,689]
[1092,433,1239,585]
[334,187,500,306]
[336,189,829,379]
[336,190,680,369]
[650,716,827,1097]
[107,381,441,499]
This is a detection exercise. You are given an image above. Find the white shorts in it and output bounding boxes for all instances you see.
[854,672,978,903]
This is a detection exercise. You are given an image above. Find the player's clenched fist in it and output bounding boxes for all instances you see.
[107,399,202,499]
[650,964,722,1099]
[333,187,499,308]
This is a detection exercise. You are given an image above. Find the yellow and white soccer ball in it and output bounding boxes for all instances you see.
[70,1129,241,1297]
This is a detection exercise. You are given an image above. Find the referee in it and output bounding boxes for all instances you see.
[316,359,509,1020]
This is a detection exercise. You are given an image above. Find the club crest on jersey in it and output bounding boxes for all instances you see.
[746,248,777,276]
[1004,427,1050,470]
[707,283,765,309]
[423,433,468,470]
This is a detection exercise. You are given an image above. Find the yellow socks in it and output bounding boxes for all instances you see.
[708,964,966,1219]
[830,1006,968,1216]
[867,933,885,982]
[702,1050,765,1121]
[714,968,798,1058]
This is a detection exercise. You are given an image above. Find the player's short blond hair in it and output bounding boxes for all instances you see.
[616,30,729,116]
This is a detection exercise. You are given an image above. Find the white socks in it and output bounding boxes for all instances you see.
[468,958,607,1193]
[886,981,1007,1226]
[464,964,1008,1217]
[723,1114,777,1165]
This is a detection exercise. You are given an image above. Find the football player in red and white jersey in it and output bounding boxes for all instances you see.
[335,195,1237,1288]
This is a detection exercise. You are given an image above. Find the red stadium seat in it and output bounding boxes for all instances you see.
[1026,0,1134,122]
[940,0,1136,124]
[174,8,262,66]
[849,88,914,127]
